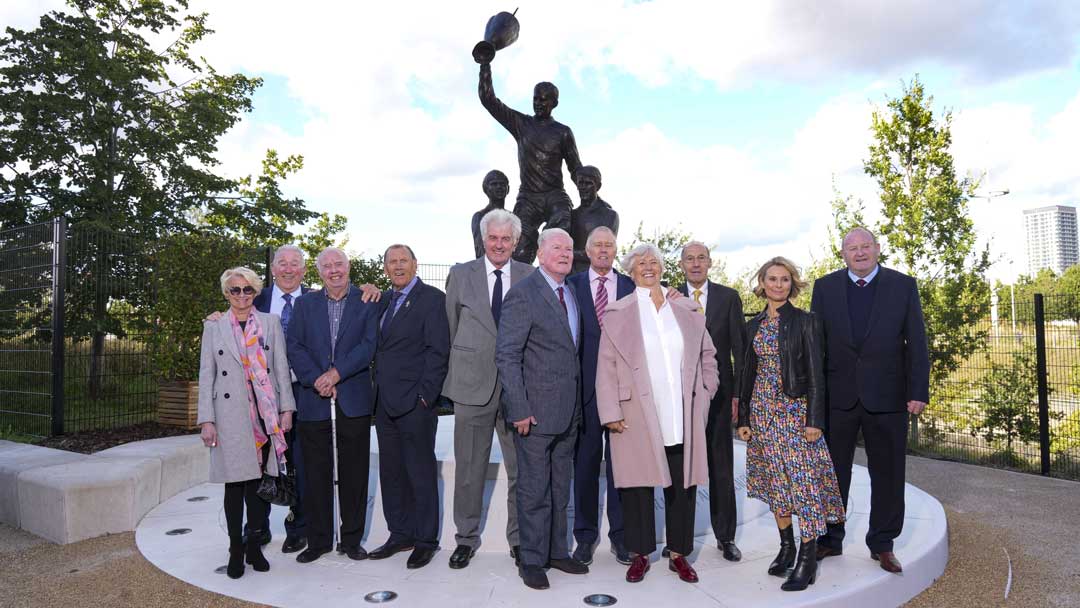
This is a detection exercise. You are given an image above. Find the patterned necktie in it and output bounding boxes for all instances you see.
[557,286,567,314]
[491,269,504,327]
[856,279,867,287]
[280,293,293,334]
[594,276,608,328]
[693,288,704,314]
[381,291,402,335]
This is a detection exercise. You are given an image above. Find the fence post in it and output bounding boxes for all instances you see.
[50,217,67,436]
[1034,293,1051,476]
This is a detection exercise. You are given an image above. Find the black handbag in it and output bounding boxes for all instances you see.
[256,463,297,507]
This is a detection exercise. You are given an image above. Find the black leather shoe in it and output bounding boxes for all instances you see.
[547,557,589,575]
[245,535,270,572]
[449,545,476,569]
[781,540,818,591]
[281,535,307,554]
[407,546,437,569]
[368,540,415,560]
[769,526,797,577]
[661,546,670,558]
[343,545,368,561]
[610,541,632,565]
[571,542,594,566]
[520,566,550,590]
[720,540,743,562]
[296,546,332,564]
[510,545,520,566]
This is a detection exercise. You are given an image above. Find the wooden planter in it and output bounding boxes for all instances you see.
[158,380,199,429]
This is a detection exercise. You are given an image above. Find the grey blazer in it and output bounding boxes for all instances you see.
[443,257,534,406]
[495,269,582,435]
[197,311,296,484]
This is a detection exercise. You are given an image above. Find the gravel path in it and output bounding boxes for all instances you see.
[2,451,1076,607]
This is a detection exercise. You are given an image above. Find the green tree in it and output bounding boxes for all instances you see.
[863,76,992,402]
[618,222,693,286]
[972,351,1061,455]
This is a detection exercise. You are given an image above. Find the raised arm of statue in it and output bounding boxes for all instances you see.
[479,63,523,138]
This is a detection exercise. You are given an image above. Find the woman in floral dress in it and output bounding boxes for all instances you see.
[737,257,844,592]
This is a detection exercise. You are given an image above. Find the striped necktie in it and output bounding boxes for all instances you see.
[595,276,609,328]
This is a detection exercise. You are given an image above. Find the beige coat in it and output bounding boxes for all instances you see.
[197,312,296,484]
[596,294,719,489]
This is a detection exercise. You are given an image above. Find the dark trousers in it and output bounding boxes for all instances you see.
[298,406,371,551]
[225,478,269,545]
[514,423,576,567]
[573,397,624,546]
[620,444,696,557]
[375,396,440,549]
[820,401,908,553]
[511,188,572,263]
[705,392,737,542]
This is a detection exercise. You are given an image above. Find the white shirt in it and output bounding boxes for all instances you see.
[268,284,303,316]
[686,280,708,313]
[636,288,685,446]
[589,267,614,304]
[848,264,880,285]
[485,256,511,305]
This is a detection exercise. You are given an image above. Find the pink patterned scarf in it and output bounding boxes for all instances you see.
[229,310,288,471]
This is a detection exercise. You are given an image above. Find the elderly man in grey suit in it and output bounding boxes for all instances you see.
[445,209,535,570]
[496,228,587,590]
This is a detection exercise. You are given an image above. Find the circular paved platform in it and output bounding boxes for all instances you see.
[136,418,947,607]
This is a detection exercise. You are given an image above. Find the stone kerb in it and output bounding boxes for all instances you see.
[94,434,208,502]
[0,440,88,528]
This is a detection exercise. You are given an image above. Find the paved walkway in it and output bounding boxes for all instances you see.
[2,451,1077,607]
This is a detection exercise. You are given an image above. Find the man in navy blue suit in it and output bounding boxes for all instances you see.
[812,227,929,574]
[368,244,450,570]
[566,226,635,565]
[287,247,378,564]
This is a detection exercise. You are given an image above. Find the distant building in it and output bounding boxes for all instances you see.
[1024,205,1078,276]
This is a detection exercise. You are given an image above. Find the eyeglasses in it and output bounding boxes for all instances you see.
[227,286,256,296]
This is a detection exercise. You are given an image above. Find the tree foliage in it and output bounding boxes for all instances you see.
[618,222,694,287]
[863,76,992,400]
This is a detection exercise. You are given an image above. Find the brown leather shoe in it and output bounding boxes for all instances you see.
[668,555,699,583]
[871,551,903,573]
[625,555,650,583]
[816,545,842,561]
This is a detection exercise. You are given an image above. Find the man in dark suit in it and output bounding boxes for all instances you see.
[369,244,450,570]
[444,209,534,570]
[250,244,311,553]
[286,247,378,564]
[496,228,588,590]
[566,226,635,566]
[812,227,929,574]
[677,241,744,562]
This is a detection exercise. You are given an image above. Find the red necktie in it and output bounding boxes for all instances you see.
[557,286,567,314]
[594,276,608,328]
[856,279,867,287]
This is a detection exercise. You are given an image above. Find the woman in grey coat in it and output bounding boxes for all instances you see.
[198,267,296,578]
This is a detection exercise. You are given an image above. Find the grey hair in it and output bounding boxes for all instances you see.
[537,227,572,249]
[272,244,305,265]
[620,243,664,276]
[220,266,263,297]
[316,247,349,267]
[585,226,616,250]
[842,226,879,247]
[479,209,522,243]
[383,243,417,264]
[680,240,711,259]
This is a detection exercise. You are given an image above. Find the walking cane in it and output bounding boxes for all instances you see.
[330,395,342,552]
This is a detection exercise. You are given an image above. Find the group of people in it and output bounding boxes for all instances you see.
[196,210,929,594]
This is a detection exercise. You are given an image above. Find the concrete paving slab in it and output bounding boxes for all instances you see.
[0,442,88,527]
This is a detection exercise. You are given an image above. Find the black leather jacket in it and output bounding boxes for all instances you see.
[737,301,826,430]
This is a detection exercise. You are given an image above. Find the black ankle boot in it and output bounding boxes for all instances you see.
[227,542,245,579]
[246,532,270,572]
[768,525,796,577]
[782,539,818,591]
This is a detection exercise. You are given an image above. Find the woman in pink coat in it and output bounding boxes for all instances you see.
[596,244,719,584]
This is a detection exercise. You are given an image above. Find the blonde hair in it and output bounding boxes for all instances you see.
[752,256,807,300]
[220,266,263,297]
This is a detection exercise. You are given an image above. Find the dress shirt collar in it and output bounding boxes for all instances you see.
[484,255,509,278]
[686,280,708,297]
[273,284,302,302]
[589,266,614,285]
[538,267,567,290]
[848,264,880,285]
[635,286,668,310]
[394,275,420,297]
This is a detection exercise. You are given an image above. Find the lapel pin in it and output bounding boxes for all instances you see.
[405,300,411,309]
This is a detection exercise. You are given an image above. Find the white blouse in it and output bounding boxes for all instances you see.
[635,288,685,445]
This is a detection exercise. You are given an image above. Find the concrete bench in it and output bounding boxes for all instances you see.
[0,434,208,544]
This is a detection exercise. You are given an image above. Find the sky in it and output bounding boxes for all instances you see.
[5,0,1080,283]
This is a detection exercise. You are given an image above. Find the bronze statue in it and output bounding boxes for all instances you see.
[471,170,510,258]
[477,18,582,264]
[570,166,620,273]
